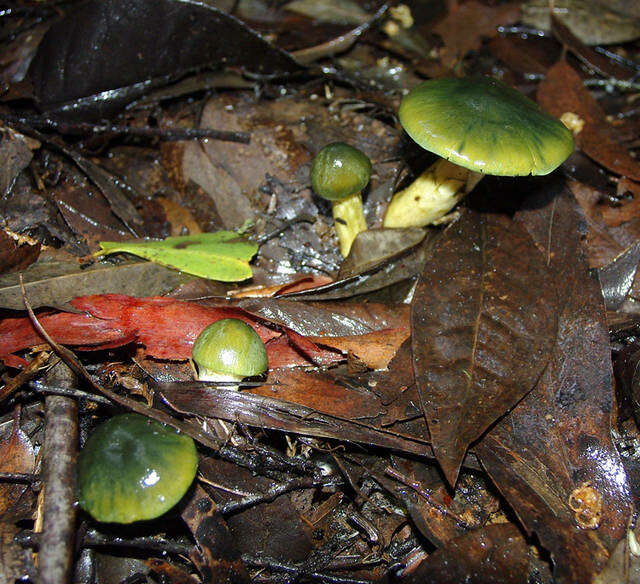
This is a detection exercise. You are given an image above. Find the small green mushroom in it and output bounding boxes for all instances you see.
[192,318,268,384]
[77,413,198,524]
[383,77,574,228]
[310,142,372,257]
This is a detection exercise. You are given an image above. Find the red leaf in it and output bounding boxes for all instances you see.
[0,294,341,370]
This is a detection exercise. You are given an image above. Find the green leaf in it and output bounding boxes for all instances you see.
[95,232,258,282]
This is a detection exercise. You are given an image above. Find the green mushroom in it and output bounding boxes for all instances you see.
[310,142,372,258]
[77,413,198,524]
[383,77,574,228]
[192,318,268,384]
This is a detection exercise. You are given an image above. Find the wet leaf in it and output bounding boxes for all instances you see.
[237,297,410,337]
[597,242,640,310]
[159,378,436,458]
[412,208,557,485]
[0,259,186,310]
[29,0,300,121]
[522,0,640,45]
[402,523,529,584]
[537,60,640,182]
[95,232,258,282]
[476,182,631,584]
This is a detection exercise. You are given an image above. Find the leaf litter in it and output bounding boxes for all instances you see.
[1,0,640,582]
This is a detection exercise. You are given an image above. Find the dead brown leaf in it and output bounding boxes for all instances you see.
[433,1,520,68]
[537,60,640,182]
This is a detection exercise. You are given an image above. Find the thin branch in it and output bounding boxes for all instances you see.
[0,114,251,144]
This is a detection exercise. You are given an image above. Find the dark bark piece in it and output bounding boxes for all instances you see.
[29,0,300,121]
[411,209,557,485]
[39,363,78,584]
[476,180,631,584]
[402,523,529,584]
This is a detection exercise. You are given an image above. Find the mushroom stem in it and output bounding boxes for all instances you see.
[383,159,483,228]
[332,191,367,257]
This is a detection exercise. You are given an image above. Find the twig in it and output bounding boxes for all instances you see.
[243,555,372,584]
[38,362,78,584]
[29,381,112,405]
[219,476,342,515]
[0,471,39,483]
[0,114,251,144]
[16,529,192,556]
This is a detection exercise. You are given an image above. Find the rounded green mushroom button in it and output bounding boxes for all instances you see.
[310,142,372,202]
[192,318,268,382]
[398,77,574,176]
[77,413,198,524]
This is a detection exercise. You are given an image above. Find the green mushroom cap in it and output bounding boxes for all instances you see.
[398,77,574,176]
[77,413,198,524]
[310,142,372,201]
[192,318,268,380]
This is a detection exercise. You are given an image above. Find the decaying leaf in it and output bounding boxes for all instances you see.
[95,232,258,281]
[0,258,187,310]
[537,60,640,182]
[476,182,631,584]
[412,208,557,485]
[522,0,640,45]
[29,0,301,120]
[432,1,520,67]
[181,485,250,583]
[0,413,36,520]
[402,523,530,584]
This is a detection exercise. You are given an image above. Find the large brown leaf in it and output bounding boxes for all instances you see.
[476,181,631,583]
[411,208,557,485]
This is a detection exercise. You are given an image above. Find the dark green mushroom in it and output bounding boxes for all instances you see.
[383,77,574,228]
[310,142,372,257]
[191,318,268,384]
[77,413,198,524]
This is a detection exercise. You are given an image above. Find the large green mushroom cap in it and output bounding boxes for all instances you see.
[77,413,198,524]
[192,318,268,381]
[310,142,372,201]
[398,77,574,176]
